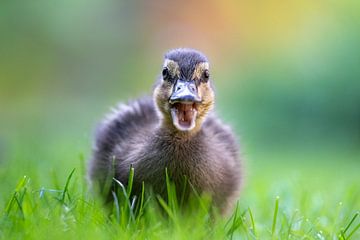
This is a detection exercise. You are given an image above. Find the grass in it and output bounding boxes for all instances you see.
[1,149,359,239]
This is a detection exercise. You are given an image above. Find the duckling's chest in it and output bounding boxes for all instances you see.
[142,136,209,181]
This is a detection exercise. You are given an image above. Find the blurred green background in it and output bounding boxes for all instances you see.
[0,0,359,206]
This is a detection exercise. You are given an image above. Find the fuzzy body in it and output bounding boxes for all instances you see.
[89,49,242,214]
[89,97,241,214]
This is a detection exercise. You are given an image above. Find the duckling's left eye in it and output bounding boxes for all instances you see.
[202,70,210,82]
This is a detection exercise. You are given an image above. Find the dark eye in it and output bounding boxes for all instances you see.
[203,69,210,82]
[162,67,170,81]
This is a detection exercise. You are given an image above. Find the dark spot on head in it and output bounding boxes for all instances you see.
[164,48,208,80]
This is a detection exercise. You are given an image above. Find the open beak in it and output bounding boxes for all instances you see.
[169,80,201,131]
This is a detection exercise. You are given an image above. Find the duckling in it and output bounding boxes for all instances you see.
[88,48,242,215]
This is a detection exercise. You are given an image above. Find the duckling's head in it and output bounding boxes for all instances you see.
[154,48,215,133]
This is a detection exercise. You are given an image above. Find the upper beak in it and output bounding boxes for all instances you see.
[169,79,201,103]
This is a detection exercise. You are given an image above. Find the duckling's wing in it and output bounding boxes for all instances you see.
[203,113,239,160]
[88,96,158,187]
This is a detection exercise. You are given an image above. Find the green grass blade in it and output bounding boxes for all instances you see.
[113,178,127,197]
[102,156,116,197]
[5,176,29,215]
[138,181,145,215]
[112,177,135,222]
[228,201,239,240]
[157,195,176,222]
[272,196,280,238]
[15,176,28,192]
[343,212,359,236]
[187,181,208,213]
[286,210,298,240]
[226,204,251,239]
[180,175,188,208]
[126,165,134,197]
[165,168,171,202]
[5,192,18,215]
[60,168,75,204]
[347,222,360,240]
[340,231,346,240]
[111,191,120,223]
[165,168,178,212]
[248,206,257,237]
[14,196,25,219]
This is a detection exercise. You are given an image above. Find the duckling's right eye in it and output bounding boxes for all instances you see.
[162,67,170,81]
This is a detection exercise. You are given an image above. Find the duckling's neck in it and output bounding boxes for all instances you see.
[157,119,201,141]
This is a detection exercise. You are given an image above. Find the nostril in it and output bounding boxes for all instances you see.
[177,87,181,91]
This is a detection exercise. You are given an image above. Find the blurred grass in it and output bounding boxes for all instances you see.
[0,150,359,239]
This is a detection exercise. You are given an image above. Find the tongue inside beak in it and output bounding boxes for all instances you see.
[170,102,197,131]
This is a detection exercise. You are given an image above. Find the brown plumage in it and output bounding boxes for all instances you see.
[88,48,242,215]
